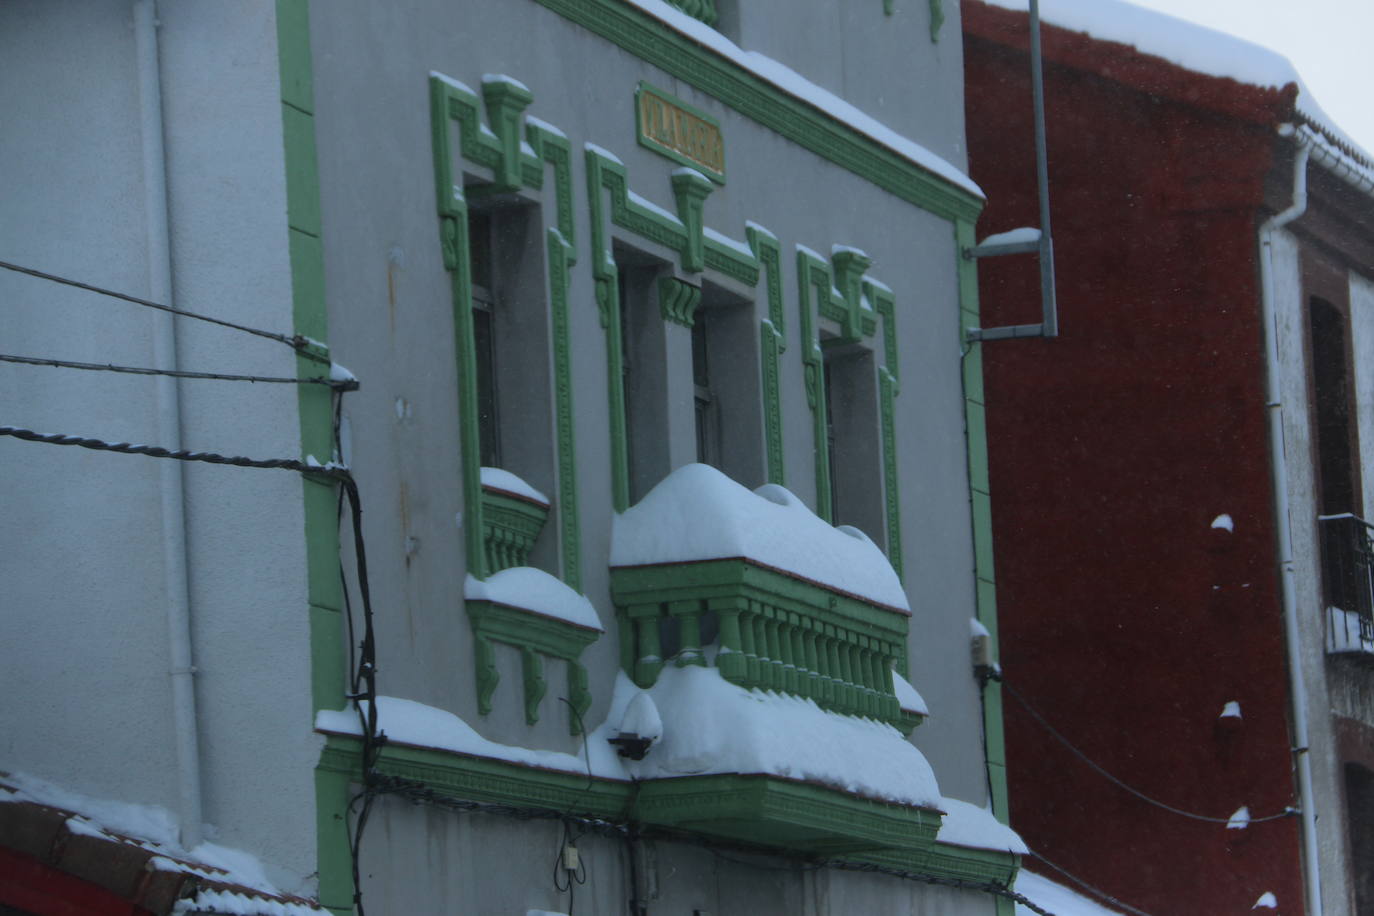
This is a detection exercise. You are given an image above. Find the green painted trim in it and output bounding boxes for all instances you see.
[658,276,702,327]
[531,0,982,222]
[635,81,726,184]
[853,842,1019,888]
[481,486,551,572]
[633,773,941,855]
[430,73,583,585]
[955,218,1010,827]
[796,248,833,520]
[929,0,946,42]
[748,224,786,485]
[660,0,718,27]
[868,281,904,580]
[276,1,349,910]
[612,558,909,726]
[584,144,759,511]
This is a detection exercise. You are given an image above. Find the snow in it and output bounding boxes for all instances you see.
[481,73,532,94]
[1015,869,1126,916]
[327,361,356,383]
[524,115,567,139]
[1211,513,1234,532]
[672,165,713,187]
[479,466,549,504]
[611,464,909,610]
[527,911,570,916]
[584,141,624,166]
[318,666,944,809]
[704,225,754,258]
[744,219,777,240]
[831,243,870,259]
[464,567,603,631]
[618,0,981,198]
[1220,700,1242,719]
[892,669,930,716]
[971,617,991,638]
[618,690,664,741]
[173,891,317,916]
[1,772,311,910]
[429,71,477,96]
[629,666,942,807]
[1254,892,1278,909]
[979,227,1041,247]
[974,0,1374,169]
[626,189,684,228]
[935,798,1027,853]
[1227,805,1251,829]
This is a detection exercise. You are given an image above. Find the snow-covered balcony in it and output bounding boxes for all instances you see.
[479,467,551,572]
[609,464,940,855]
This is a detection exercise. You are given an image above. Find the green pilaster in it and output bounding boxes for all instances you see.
[276,1,350,912]
[956,219,1010,839]
[748,224,786,486]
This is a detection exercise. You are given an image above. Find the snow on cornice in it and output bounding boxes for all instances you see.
[618,0,983,199]
[975,0,1374,195]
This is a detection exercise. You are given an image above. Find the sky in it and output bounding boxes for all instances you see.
[1125,0,1374,155]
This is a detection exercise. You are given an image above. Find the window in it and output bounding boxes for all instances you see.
[1310,295,1359,516]
[822,342,884,545]
[1346,763,1374,915]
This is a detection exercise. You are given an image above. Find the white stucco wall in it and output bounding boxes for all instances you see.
[1,0,317,889]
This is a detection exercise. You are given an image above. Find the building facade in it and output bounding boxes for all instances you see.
[2,1,1026,913]
[963,1,1374,914]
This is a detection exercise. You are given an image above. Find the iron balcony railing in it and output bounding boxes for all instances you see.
[1321,513,1374,654]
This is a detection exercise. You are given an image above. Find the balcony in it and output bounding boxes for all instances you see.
[608,465,940,857]
[1321,513,1374,659]
[479,467,550,573]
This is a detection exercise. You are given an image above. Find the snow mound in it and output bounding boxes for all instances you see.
[612,464,909,611]
[936,797,1027,853]
[465,567,603,631]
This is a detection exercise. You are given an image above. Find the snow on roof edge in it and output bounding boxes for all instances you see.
[619,0,982,200]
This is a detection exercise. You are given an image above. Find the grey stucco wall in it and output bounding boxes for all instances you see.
[1,0,318,890]
[310,0,994,911]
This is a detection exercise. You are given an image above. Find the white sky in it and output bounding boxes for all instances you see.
[1125,0,1374,154]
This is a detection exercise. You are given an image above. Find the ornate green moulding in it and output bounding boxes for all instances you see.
[466,588,600,732]
[662,0,718,27]
[480,476,551,573]
[610,557,922,733]
[633,773,940,856]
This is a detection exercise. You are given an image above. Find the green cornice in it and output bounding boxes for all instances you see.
[320,737,1017,886]
[532,0,983,223]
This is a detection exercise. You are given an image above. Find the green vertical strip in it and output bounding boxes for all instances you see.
[276,1,350,912]
[443,207,488,578]
[796,249,832,521]
[547,227,581,589]
[585,149,631,512]
[956,219,1010,835]
[871,283,903,580]
[748,225,786,485]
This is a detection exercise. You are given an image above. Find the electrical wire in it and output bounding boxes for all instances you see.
[0,351,356,390]
[0,425,347,476]
[1003,681,1296,825]
[0,257,328,362]
[1026,848,1155,916]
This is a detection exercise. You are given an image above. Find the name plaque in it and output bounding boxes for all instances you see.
[635,82,725,184]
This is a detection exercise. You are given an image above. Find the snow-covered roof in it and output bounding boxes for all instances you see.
[0,772,321,915]
[974,0,1374,185]
[619,0,982,199]
[464,567,604,631]
[611,464,909,611]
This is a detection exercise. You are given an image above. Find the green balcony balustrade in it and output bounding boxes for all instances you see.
[663,0,718,27]
[480,469,551,573]
[611,557,917,733]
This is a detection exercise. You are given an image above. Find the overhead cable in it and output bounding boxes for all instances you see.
[0,258,328,362]
[1003,681,1295,825]
[0,351,356,390]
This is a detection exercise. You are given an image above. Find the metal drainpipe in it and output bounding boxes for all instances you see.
[1258,127,1319,916]
[135,0,202,851]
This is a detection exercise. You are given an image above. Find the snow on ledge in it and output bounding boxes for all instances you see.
[480,466,549,505]
[465,567,603,631]
[618,0,981,199]
[892,669,929,717]
[1015,869,1126,916]
[627,667,943,808]
[935,797,1027,854]
[612,464,909,611]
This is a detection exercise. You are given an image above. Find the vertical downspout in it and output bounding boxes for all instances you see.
[1258,130,1319,916]
[135,0,202,850]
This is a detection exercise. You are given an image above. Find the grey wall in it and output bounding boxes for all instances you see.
[310,0,993,910]
[1,0,318,890]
